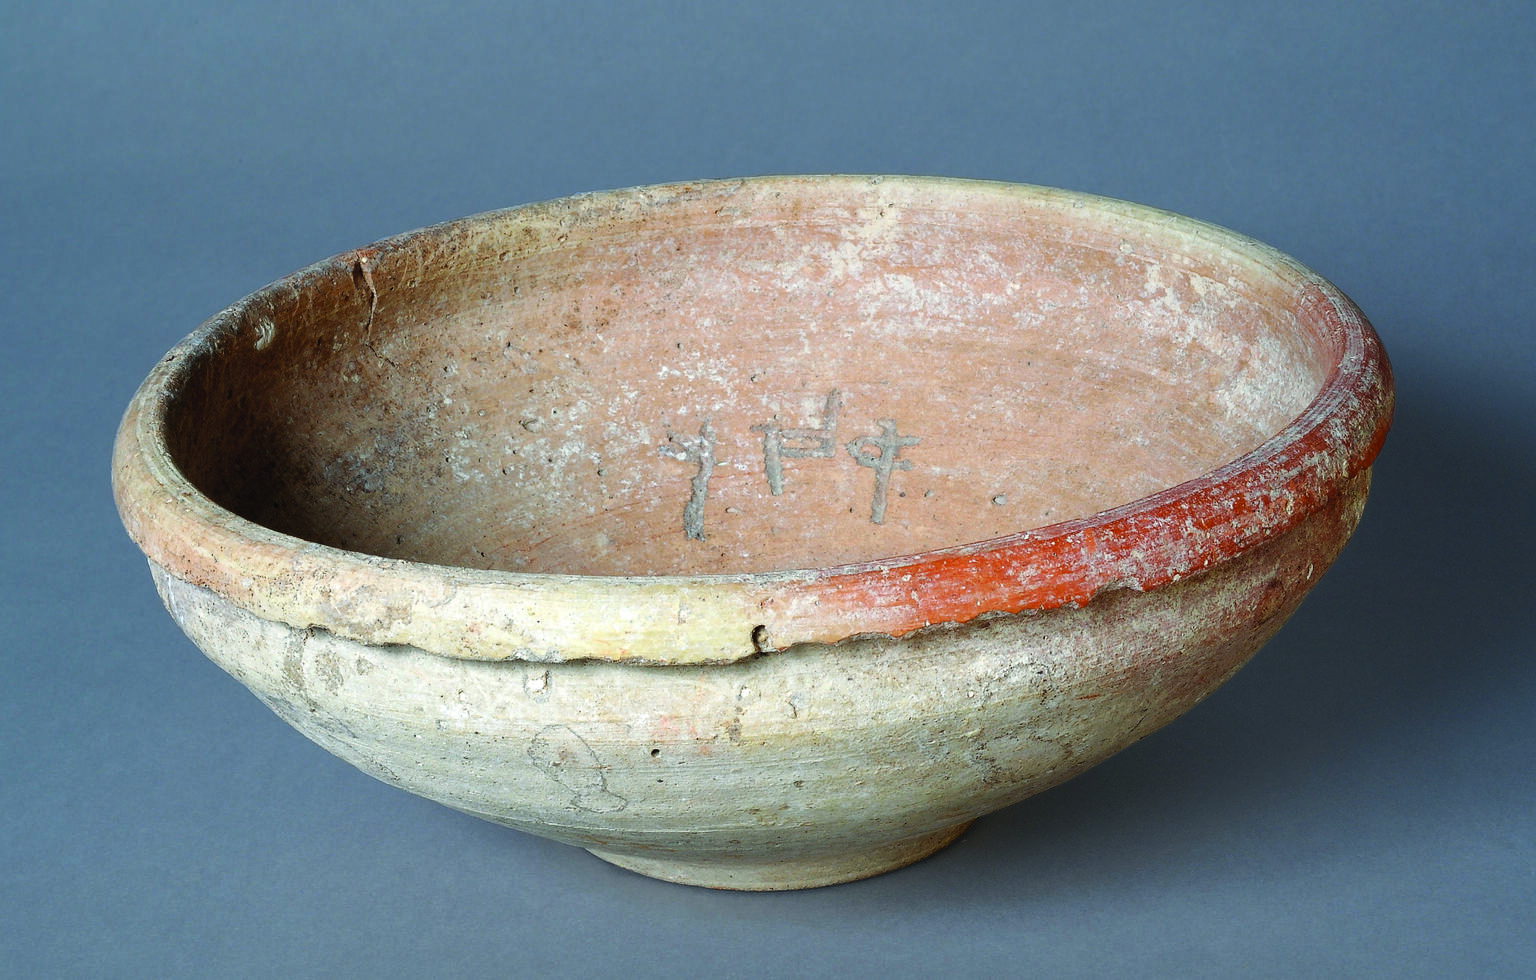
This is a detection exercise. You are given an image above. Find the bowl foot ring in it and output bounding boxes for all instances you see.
[584,820,974,890]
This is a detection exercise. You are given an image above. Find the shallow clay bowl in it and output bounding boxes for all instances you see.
[114,177,1392,889]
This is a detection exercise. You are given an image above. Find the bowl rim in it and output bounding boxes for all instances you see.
[112,175,1394,665]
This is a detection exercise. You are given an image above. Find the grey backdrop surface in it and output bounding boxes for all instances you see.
[3,2,1532,976]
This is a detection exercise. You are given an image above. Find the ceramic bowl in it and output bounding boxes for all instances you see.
[114,177,1392,889]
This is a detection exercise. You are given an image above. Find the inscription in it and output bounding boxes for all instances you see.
[658,420,717,540]
[656,391,921,538]
[751,390,842,495]
[847,419,920,524]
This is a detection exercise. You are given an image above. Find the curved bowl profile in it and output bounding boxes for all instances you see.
[114,177,1392,889]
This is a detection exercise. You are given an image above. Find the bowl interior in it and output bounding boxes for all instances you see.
[164,182,1333,577]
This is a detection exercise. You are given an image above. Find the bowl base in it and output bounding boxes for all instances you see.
[584,821,974,890]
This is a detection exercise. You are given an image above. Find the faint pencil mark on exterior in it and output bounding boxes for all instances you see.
[527,724,628,813]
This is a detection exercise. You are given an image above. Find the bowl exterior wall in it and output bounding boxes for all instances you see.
[146,470,1370,883]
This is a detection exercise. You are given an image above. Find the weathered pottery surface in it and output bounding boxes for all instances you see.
[114,176,1392,889]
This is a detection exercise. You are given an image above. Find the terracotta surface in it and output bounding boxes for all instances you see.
[114,177,1392,888]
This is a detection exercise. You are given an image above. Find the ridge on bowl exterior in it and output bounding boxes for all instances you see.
[114,176,1392,890]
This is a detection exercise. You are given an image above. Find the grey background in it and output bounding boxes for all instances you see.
[4,1,1532,975]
